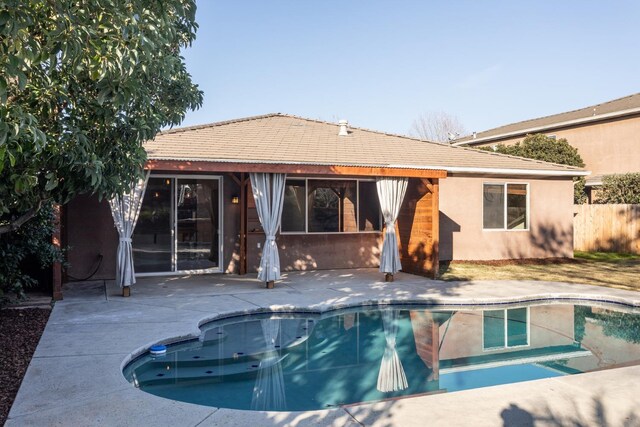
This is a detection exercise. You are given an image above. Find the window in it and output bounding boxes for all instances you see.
[280,178,382,233]
[281,180,306,232]
[483,307,529,350]
[308,180,357,232]
[358,181,381,231]
[483,183,528,230]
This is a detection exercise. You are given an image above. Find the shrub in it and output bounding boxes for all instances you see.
[0,203,63,305]
[596,173,640,204]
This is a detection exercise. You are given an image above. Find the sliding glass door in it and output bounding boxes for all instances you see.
[133,175,222,275]
[133,178,173,273]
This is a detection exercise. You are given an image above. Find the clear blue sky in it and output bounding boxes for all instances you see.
[180,1,640,136]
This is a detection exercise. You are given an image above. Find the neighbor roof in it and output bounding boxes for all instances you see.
[145,114,588,177]
[454,92,640,146]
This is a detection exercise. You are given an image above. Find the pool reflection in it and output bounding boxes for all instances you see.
[123,303,640,411]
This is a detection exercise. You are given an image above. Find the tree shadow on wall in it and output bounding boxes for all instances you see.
[576,204,640,254]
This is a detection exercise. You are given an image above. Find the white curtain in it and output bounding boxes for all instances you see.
[377,310,409,392]
[108,172,150,288]
[251,318,287,411]
[250,173,287,282]
[376,177,408,274]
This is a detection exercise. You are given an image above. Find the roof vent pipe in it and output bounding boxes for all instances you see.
[338,119,349,136]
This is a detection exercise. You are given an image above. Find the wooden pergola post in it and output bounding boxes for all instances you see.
[240,173,248,275]
[431,178,440,279]
[230,172,249,275]
[52,204,63,301]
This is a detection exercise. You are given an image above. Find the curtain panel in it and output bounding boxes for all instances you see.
[377,309,409,392]
[109,172,150,288]
[250,173,287,282]
[376,177,409,274]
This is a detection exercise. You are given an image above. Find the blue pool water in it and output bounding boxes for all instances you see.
[123,303,640,411]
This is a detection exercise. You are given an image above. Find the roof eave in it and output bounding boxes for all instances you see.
[145,157,587,178]
[453,107,640,146]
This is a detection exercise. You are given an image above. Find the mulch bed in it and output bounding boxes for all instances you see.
[0,308,50,425]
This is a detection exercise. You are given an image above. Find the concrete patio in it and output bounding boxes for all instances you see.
[7,269,640,426]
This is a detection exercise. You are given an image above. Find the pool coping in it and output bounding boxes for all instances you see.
[7,271,640,426]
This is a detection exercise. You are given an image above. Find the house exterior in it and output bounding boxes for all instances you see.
[452,93,640,202]
[61,114,586,287]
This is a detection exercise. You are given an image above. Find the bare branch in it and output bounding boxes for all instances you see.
[409,112,466,144]
[0,201,43,235]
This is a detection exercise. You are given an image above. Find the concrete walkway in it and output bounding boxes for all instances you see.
[7,269,640,426]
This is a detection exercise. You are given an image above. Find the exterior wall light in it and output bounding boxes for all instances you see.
[231,196,239,204]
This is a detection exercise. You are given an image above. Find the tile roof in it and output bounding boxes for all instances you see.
[455,93,640,144]
[145,114,587,176]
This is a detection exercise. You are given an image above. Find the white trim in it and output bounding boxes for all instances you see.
[482,182,530,232]
[482,307,530,351]
[149,157,588,177]
[452,106,640,146]
[440,349,592,374]
[444,166,590,177]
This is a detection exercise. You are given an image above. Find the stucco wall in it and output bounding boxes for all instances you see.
[473,115,640,177]
[247,232,382,272]
[439,175,574,261]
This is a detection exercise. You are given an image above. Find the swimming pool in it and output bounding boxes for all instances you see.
[123,302,640,411]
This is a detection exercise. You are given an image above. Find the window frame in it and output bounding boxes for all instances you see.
[482,307,531,351]
[482,182,530,232]
[280,177,383,235]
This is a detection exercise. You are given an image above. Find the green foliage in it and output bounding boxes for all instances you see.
[0,202,63,305]
[0,0,203,231]
[595,173,640,204]
[574,305,640,344]
[483,134,587,204]
[574,251,640,262]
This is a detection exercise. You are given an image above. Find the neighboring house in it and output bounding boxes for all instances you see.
[452,93,640,202]
[61,114,586,286]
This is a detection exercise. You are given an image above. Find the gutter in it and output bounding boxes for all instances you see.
[440,166,590,177]
[452,106,640,146]
[147,157,590,178]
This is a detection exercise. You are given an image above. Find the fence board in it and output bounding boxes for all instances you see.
[574,204,640,253]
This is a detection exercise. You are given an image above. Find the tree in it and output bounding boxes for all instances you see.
[409,111,466,143]
[0,0,203,234]
[596,173,640,204]
[485,134,587,204]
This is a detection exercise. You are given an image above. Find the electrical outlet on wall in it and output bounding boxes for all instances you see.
[257,242,261,249]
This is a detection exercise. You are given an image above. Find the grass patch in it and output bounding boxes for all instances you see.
[439,252,640,291]
[574,251,640,262]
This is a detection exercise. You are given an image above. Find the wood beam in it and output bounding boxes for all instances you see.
[52,204,63,301]
[431,178,440,279]
[146,160,447,179]
[421,178,434,193]
[228,172,241,186]
[239,173,248,275]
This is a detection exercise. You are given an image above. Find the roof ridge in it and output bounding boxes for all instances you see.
[155,112,585,171]
[157,113,284,135]
[276,113,444,145]
[457,92,640,141]
[158,112,445,145]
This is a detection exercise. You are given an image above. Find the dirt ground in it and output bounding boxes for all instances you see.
[0,308,50,426]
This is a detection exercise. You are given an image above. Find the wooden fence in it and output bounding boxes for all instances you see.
[574,204,640,253]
